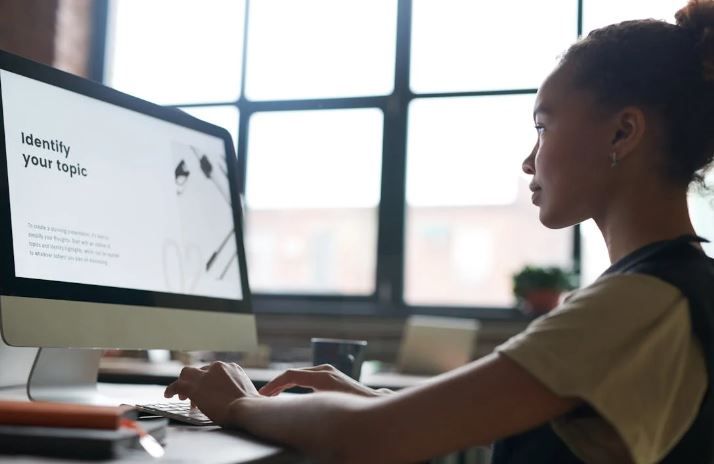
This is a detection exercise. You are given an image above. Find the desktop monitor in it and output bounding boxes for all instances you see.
[0,49,257,403]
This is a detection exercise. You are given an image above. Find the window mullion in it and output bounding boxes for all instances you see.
[375,0,412,310]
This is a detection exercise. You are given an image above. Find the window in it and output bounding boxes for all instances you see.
[245,0,397,100]
[689,173,714,259]
[106,0,245,105]
[245,108,383,294]
[404,96,571,306]
[102,0,702,315]
[410,0,576,93]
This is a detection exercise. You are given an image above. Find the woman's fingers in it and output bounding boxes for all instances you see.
[179,366,205,380]
[303,364,336,372]
[259,369,328,396]
[258,370,307,396]
[265,383,300,397]
[164,379,195,398]
[164,366,206,398]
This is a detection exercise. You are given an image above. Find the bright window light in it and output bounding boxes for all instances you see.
[410,0,576,93]
[245,0,397,100]
[106,0,245,105]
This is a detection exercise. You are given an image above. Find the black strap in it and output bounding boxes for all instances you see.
[604,234,708,276]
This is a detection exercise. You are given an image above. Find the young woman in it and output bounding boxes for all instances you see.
[165,1,714,462]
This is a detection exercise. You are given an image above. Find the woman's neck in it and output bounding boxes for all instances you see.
[594,187,698,264]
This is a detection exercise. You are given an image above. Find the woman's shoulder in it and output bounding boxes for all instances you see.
[602,237,714,302]
[551,272,685,324]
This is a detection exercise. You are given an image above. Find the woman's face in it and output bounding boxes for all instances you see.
[522,63,617,229]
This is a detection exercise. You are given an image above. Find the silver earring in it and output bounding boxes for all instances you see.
[610,152,618,168]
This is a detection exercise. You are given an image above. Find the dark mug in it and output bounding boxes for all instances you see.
[311,338,367,380]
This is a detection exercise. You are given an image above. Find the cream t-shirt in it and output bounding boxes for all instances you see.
[496,273,707,464]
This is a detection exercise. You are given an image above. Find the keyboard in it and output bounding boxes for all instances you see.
[135,402,214,426]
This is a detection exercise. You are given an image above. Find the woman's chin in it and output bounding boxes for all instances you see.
[538,208,576,230]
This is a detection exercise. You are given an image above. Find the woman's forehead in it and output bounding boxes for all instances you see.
[534,64,593,116]
[536,66,571,103]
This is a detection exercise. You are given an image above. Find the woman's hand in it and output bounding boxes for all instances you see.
[259,364,391,397]
[164,361,261,426]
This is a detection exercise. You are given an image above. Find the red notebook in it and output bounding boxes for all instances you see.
[0,400,135,429]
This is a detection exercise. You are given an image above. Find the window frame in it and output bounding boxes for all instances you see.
[94,0,585,320]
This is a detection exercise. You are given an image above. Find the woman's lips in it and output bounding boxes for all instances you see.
[531,188,541,204]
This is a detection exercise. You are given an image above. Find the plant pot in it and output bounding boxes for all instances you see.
[520,289,562,315]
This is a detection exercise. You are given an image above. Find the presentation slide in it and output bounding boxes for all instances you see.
[0,70,242,300]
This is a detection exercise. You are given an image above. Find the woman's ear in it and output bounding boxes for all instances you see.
[610,106,646,161]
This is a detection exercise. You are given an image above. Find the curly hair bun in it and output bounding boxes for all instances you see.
[676,0,714,79]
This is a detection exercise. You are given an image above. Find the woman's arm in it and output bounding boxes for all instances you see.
[166,354,579,463]
[344,353,579,462]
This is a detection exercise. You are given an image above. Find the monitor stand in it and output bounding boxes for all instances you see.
[27,348,110,405]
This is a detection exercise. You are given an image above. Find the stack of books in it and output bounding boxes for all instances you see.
[0,400,167,459]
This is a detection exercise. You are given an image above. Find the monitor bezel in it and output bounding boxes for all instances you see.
[0,48,252,315]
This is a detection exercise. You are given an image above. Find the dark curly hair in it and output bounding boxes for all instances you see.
[561,0,714,187]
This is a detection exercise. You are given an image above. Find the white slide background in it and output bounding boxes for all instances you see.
[0,70,242,300]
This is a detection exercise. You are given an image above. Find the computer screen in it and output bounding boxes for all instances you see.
[0,49,256,399]
[3,68,243,301]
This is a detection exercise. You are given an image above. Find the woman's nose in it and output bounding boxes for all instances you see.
[522,142,537,175]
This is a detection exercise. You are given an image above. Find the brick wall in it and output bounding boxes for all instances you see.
[0,0,59,66]
[0,0,93,77]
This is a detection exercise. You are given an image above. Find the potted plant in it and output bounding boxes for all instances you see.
[512,265,576,315]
